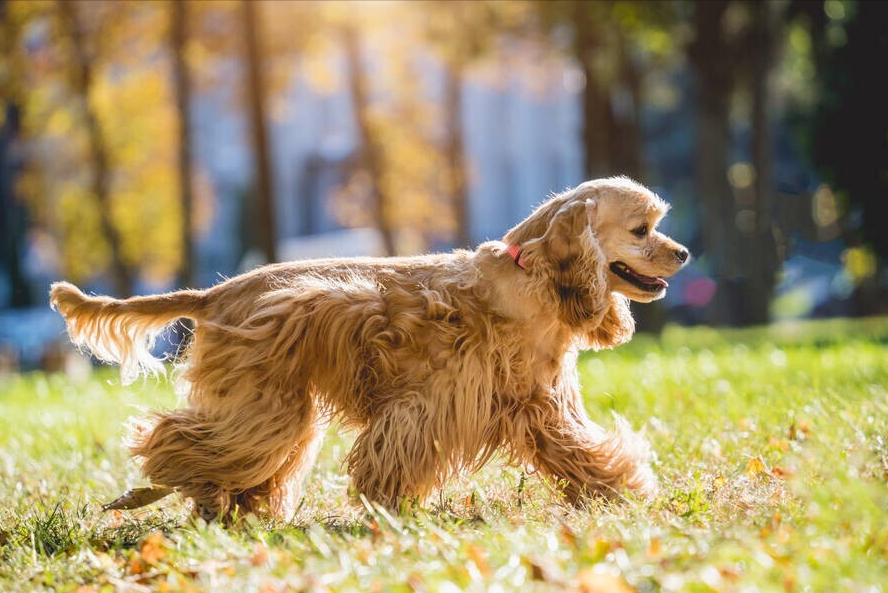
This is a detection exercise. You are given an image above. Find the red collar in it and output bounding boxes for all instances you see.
[506,244,527,270]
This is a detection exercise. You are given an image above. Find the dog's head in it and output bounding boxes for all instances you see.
[588,179,689,303]
[504,177,689,306]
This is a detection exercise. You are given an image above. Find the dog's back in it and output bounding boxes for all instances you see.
[50,249,475,377]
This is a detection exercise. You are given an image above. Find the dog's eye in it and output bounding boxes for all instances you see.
[631,224,648,238]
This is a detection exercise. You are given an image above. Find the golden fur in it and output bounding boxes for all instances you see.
[50,177,688,519]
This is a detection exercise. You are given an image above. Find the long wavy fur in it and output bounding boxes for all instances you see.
[49,282,206,384]
[51,178,678,519]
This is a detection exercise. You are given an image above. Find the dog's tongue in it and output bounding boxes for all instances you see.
[628,267,668,288]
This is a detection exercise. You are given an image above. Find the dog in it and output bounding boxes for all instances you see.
[50,177,688,519]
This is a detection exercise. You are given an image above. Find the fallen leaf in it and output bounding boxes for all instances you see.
[789,420,811,441]
[577,569,636,593]
[525,556,561,582]
[746,456,768,478]
[587,538,612,563]
[251,543,269,566]
[771,466,795,479]
[102,486,174,511]
[106,509,124,529]
[561,524,577,547]
[647,537,661,558]
[466,544,491,576]
[127,555,146,575]
[140,531,169,565]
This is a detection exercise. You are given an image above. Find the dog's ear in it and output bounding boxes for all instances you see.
[541,200,588,262]
[521,198,596,267]
[519,198,610,328]
[583,293,635,350]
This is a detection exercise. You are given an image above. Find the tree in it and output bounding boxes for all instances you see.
[0,103,31,307]
[687,0,740,325]
[4,1,184,294]
[171,0,195,288]
[240,0,277,264]
[441,60,470,249]
[534,1,677,181]
[804,0,888,313]
[742,0,781,325]
[0,0,32,307]
[418,1,527,248]
[340,21,397,256]
[56,0,135,297]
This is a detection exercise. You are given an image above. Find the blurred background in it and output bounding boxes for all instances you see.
[0,0,886,373]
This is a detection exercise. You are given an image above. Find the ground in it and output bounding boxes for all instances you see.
[1,318,887,592]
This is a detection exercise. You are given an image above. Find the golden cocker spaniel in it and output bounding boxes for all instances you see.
[51,177,688,519]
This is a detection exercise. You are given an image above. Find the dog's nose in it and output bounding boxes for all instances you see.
[675,248,690,264]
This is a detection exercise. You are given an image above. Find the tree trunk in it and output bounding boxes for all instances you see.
[689,0,736,325]
[0,104,32,307]
[0,4,32,306]
[57,0,134,297]
[745,0,778,325]
[341,24,397,256]
[576,47,613,176]
[613,35,643,180]
[171,0,194,287]
[241,0,277,264]
[444,62,471,248]
[571,3,614,178]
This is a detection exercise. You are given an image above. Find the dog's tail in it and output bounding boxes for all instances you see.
[50,281,208,384]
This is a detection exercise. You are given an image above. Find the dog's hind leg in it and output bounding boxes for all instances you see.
[129,393,318,520]
[231,417,326,519]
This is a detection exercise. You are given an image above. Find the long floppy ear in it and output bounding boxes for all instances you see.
[519,199,596,267]
[519,199,609,328]
[583,293,635,350]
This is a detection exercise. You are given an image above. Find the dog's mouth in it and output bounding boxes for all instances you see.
[609,261,668,293]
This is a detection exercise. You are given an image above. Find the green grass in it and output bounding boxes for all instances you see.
[1,318,887,592]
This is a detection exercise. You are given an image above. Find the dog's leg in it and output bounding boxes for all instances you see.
[232,419,326,519]
[345,400,443,510]
[527,414,657,503]
[129,395,318,520]
[516,385,657,503]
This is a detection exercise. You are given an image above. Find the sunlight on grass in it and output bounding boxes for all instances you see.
[1,318,887,592]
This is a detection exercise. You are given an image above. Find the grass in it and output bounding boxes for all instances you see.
[1,317,887,592]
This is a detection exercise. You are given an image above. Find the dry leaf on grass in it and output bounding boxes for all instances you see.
[746,456,768,478]
[102,486,175,511]
[141,531,170,564]
[577,569,636,593]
